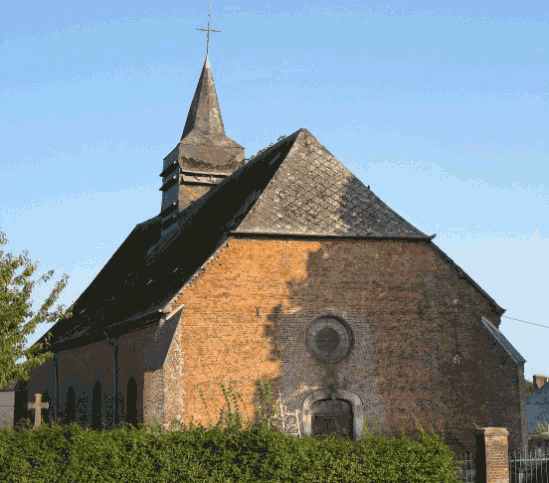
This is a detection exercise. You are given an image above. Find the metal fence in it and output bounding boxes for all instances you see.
[455,451,476,483]
[454,448,549,483]
[509,448,549,483]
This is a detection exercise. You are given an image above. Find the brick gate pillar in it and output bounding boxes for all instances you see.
[474,428,510,483]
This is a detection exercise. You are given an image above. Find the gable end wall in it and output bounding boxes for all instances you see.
[166,237,526,454]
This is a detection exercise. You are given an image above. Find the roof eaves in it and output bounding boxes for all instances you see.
[162,235,232,311]
[481,316,526,364]
[229,231,432,240]
[429,241,505,316]
[45,310,165,353]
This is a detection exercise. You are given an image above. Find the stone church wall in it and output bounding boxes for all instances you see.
[168,237,527,455]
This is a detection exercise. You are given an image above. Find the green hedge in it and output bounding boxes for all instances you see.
[0,417,464,482]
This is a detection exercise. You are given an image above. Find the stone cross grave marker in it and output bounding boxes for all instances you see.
[28,393,49,429]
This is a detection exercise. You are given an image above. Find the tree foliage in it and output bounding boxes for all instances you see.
[525,378,534,398]
[0,228,73,390]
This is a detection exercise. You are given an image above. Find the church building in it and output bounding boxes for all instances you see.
[12,52,528,456]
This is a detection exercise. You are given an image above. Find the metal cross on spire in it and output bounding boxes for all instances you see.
[196,5,221,56]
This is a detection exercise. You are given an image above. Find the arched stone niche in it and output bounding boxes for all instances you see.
[302,389,365,441]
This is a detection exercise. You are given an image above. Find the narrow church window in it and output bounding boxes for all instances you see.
[126,377,138,428]
[92,381,102,430]
[65,387,76,425]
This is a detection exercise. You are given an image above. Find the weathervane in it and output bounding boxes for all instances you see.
[196,5,221,56]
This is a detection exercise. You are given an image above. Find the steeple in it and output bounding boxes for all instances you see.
[159,54,246,237]
[178,55,245,167]
[181,55,224,139]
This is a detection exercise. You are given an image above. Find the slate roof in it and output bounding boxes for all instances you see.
[181,55,227,141]
[481,317,526,364]
[526,382,549,433]
[177,55,245,169]
[31,127,505,354]
[235,129,429,238]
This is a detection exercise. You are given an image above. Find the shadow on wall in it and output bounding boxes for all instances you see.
[243,170,516,453]
[13,375,141,432]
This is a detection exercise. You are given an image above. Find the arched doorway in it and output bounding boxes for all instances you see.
[312,398,354,439]
[126,377,138,428]
[302,389,365,440]
[92,381,102,430]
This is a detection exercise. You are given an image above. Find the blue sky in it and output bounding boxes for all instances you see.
[1,1,547,383]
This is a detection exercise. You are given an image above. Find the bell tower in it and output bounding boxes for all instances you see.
[159,54,246,236]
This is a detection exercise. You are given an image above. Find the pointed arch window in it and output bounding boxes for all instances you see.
[126,377,138,428]
[65,387,76,425]
[92,381,102,430]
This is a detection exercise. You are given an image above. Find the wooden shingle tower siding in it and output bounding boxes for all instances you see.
[160,55,246,237]
[14,49,528,460]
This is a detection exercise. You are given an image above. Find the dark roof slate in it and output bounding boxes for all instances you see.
[174,55,245,171]
[181,55,226,140]
[33,127,505,354]
[481,317,526,364]
[235,129,429,238]
[34,131,297,352]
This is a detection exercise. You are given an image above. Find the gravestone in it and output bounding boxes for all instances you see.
[28,393,49,429]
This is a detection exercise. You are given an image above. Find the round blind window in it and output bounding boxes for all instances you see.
[307,317,352,363]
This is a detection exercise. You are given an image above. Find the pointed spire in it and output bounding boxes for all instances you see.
[181,55,225,140]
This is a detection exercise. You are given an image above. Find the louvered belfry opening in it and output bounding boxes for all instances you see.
[159,55,245,237]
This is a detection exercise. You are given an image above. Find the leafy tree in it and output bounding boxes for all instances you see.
[525,378,534,398]
[0,228,73,390]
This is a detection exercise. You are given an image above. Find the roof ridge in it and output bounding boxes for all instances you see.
[234,128,430,239]
[146,130,302,262]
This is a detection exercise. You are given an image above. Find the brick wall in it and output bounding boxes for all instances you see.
[167,237,527,454]
[533,375,548,391]
[475,427,510,483]
[13,236,527,457]
[15,324,160,431]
